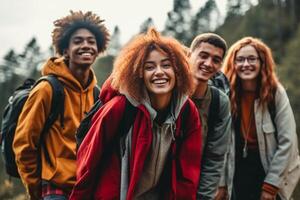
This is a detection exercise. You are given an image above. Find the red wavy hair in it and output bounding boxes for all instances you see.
[222,37,279,118]
[111,27,193,101]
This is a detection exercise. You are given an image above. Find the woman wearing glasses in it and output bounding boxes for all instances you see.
[223,37,300,200]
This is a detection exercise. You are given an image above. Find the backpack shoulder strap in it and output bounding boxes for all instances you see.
[36,75,65,133]
[268,88,278,142]
[118,98,138,156]
[180,100,190,136]
[172,100,191,160]
[120,99,138,136]
[93,85,100,103]
[208,86,220,135]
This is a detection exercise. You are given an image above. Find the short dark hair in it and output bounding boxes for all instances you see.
[52,10,110,56]
[190,33,227,58]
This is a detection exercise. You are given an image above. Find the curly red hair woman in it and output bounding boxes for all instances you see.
[223,37,300,200]
[70,28,202,200]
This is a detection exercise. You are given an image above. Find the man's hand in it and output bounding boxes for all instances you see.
[214,186,228,200]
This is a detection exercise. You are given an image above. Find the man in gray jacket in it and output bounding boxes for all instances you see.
[189,33,232,200]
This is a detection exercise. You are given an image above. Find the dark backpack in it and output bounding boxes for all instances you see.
[76,98,138,150]
[208,71,230,96]
[0,75,65,178]
[0,75,100,178]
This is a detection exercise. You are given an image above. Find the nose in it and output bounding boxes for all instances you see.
[204,57,213,67]
[242,59,251,66]
[154,65,164,76]
[81,40,91,48]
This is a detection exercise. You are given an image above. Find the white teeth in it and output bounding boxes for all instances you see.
[81,53,92,56]
[153,79,167,84]
[241,69,253,72]
[199,67,211,73]
[201,69,211,74]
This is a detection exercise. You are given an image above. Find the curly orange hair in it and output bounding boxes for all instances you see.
[111,27,193,101]
[222,37,279,118]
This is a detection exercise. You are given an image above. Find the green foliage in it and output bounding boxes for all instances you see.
[93,55,114,87]
[218,3,296,62]
[107,26,121,56]
[190,0,220,44]
[164,0,193,45]
[139,17,154,33]
[278,25,300,132]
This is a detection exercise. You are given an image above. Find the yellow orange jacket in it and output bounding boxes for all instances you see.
[13,57,97,199]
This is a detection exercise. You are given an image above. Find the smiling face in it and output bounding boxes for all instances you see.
[143,49,176,101]
[234,45,261,82]
[189,42,224,84]
[64,28,98,69]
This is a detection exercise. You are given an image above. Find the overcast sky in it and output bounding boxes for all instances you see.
[0,0,227,59]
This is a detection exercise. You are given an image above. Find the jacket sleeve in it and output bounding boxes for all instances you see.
[69,96,126,200]
[176,99,202,200]
[219,125,235,200]
[264,85,297,187]
[13,82,52,200]
[197,92,232,200]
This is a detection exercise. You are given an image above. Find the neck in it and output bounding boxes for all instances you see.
[68,63,91,88]
[241,79,257,92]
[150,93,172,111]
[193,79,208,98]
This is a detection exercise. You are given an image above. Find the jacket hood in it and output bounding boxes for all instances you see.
[136,90,188,123]
[41,57,97,92]
[100,76,120,104]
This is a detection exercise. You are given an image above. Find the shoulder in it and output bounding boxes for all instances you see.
[28,80,53,102]
[181,98,199,117]
[100,95,127,116]
[275,83,288,99]
[178,98,201,132]
[273,83,292,111]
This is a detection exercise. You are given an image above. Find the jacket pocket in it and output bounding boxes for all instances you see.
[262,122,276,134]
[280,155,300,199]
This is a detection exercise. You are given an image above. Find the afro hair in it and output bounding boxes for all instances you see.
[52,10,110,56]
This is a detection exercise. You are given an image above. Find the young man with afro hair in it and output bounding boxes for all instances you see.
[13,10,109,200]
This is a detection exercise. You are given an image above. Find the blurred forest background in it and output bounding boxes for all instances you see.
[1,0,300,199]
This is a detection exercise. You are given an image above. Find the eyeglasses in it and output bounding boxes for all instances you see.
[235,56,260,65]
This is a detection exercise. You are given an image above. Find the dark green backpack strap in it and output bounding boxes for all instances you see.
[38,75,65,131]
[34,75,65,166]
[173,100,191,160]
[268,88,278,142]
[207,86,220,135]
[93,85,100,103]
[180,100,190,135]
[119,98,138,156]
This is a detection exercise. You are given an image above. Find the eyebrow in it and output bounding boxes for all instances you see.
[236,55,258,57]
[145,58,170,64]
[72,36,96,40]
[199,51,222,59]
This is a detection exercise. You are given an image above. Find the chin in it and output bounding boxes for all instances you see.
[196,76,209,83]
[240,76,257,81]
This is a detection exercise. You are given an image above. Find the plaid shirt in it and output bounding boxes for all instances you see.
[42,180,69,198]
